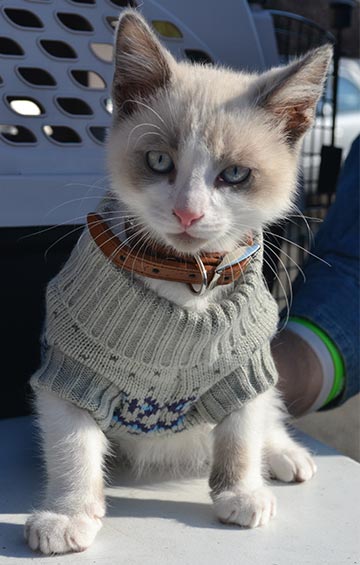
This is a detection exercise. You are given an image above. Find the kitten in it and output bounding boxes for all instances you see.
[25,10,331,555]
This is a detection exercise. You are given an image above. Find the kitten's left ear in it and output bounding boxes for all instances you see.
[256,45,332,144]
[112,10,173,119]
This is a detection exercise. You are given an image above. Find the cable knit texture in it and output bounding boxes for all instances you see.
[31,218,279,436]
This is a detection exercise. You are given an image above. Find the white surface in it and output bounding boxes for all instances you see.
[0,417,359,564]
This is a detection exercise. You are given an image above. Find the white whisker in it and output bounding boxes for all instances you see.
[263,230,331,267]
[126,122,164,151]
[264,238,306,283]
[124,99,167,127]
[133,131,163,151]
[262,255,290,328]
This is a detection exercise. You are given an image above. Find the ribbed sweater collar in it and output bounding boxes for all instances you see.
[46,223,278,380]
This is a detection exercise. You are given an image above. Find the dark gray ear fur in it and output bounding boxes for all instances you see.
[255,45,333,144]
[112,10,173,120]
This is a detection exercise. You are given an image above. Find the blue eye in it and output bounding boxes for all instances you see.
[219,165,251,185]
[146,151,174,174]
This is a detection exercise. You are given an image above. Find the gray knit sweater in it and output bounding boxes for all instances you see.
[31,220,279,436]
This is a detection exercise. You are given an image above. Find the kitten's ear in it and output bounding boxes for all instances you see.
[112,10,173,119]
[256,45,332,144]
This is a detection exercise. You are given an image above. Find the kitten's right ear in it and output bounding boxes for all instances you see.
[112,10,173,119]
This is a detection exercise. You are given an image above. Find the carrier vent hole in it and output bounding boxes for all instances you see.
[1,125,37,143]
[18,67,56,86]
[4,8,44,28]
[40,40,77,59]
[43,125,81,144]
[57,97,93,115]
[7,96,45,116]
[0,37,24,56]
[108,0,137,7]
[89,126,108,143]
[106,16,118,31]
[90,42,113,62]
[57,12,93,32]
[184,49,213,64]
[70,69,105,89]
[68,0,96,4]
[152,21,182,38]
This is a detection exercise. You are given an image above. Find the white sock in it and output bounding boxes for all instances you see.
[286,321,335,412]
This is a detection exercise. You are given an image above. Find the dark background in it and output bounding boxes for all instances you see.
[1,226,82,418]
[264,0,359,57]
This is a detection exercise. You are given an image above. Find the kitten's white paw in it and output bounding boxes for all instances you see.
[212,486,276,528]
[268,446,317,483]
[25,511,102,554]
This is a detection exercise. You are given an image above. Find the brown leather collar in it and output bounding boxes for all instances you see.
[87,213,258,291]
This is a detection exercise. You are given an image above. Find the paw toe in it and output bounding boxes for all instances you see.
[25,511,101,554]
[213,486,276,528]
[268,447,317,483]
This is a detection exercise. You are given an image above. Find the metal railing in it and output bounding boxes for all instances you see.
[267,10,337,311]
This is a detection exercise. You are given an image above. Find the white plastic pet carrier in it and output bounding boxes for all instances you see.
[0,0,279,226]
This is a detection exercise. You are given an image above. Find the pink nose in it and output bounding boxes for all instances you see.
[172,208,204,228]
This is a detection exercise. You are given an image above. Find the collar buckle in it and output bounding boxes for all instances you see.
[189,243,260,295]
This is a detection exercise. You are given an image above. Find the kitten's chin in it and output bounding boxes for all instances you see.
[164,233,209,255]
[163,232,237,256]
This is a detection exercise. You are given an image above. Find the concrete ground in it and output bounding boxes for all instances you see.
[294,393,360,462]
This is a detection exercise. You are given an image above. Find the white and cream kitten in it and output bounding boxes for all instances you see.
[25,11,331,555]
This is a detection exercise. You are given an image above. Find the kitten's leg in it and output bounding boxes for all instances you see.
[209,393,276,528]
[25,391,109,555]
[263,388,317,483]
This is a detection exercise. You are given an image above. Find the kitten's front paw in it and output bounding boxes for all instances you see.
[267,446,317,483]
[212,486,276,528]
[25,511,102,554]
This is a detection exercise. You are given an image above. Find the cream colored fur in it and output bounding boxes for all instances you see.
[25,10,331,554]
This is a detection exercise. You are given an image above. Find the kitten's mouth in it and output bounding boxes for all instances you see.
[173,232,204,243]
[166,232,208,253]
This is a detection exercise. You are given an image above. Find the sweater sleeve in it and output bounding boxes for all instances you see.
[194,341,278,424]
[30,345,122,431]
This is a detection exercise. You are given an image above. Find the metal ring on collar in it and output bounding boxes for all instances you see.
[189,254,208,295]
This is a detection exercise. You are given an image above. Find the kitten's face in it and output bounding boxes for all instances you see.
[108,11,331,255]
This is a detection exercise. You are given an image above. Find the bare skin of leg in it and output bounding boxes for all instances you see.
[272,329,324,417]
